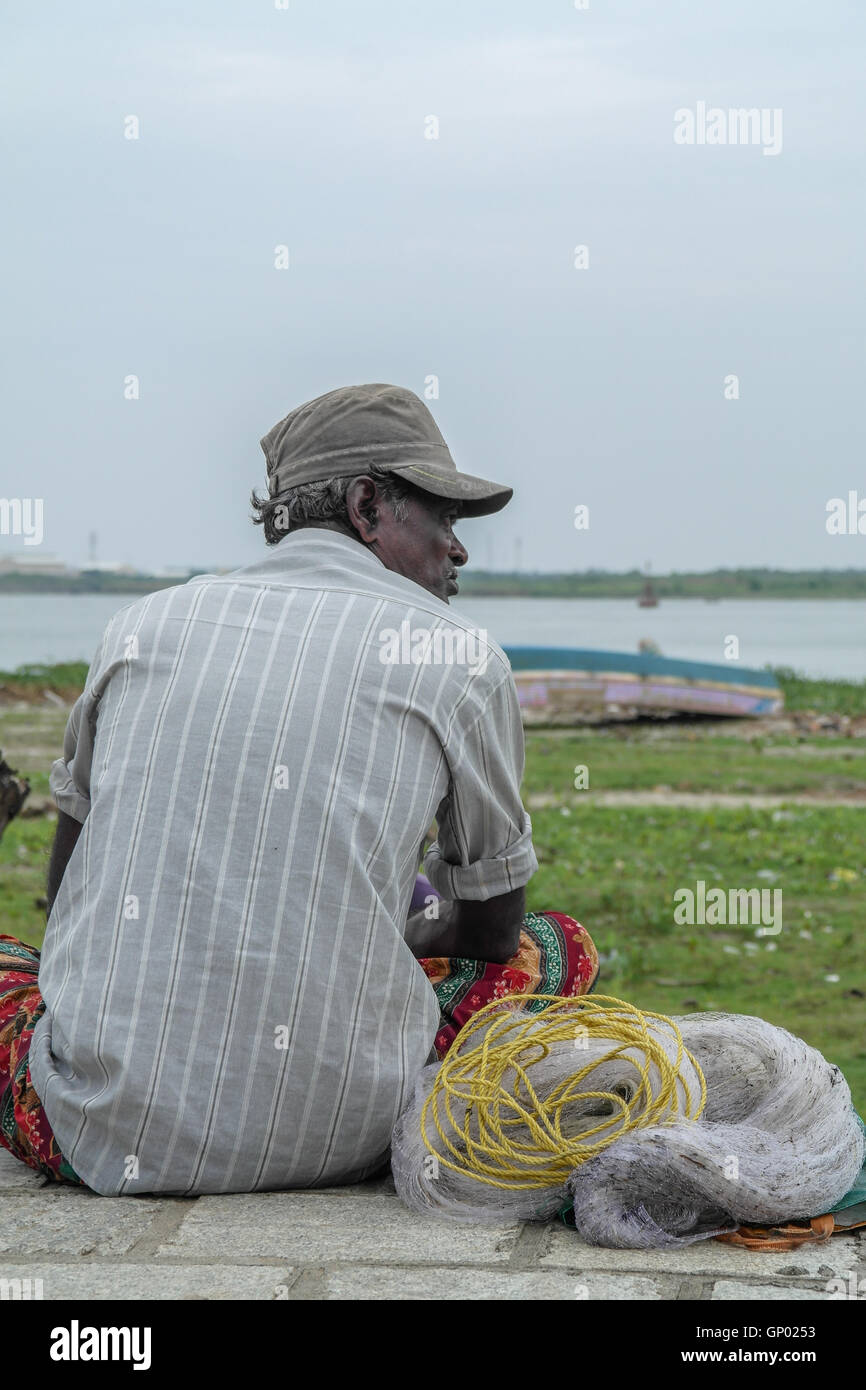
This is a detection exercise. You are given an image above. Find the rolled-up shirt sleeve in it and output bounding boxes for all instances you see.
[423,669,538,901]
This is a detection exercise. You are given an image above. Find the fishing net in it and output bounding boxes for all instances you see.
[390,997,865,1249]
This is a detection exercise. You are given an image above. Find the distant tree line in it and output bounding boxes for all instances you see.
[455,568,866,599]
[0,572,194,595]
[1,567,865,599]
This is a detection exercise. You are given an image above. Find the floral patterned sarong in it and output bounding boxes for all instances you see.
[0,934,84,1185]
[421,910,599,1059]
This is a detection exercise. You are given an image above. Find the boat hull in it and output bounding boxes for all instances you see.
[504,648,783,722]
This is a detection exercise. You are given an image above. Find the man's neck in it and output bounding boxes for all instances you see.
[292,519,359,542]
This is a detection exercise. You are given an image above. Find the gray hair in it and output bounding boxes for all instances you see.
[251,466,412,545]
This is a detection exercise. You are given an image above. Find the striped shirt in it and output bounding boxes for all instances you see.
[31,528,537,1195]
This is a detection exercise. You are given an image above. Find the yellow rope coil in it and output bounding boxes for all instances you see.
[421,993,707,1192]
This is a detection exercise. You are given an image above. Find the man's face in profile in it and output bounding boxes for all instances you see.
[369,488,469,604]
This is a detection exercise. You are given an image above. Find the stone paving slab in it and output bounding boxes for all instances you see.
[158,1191,521,1265]
[320,1266,671,1300]
[539,1223,860,1280]
[0,1263,297,1300]
[711,1280,837,1301]
[0,1191,168,1258]
[0,1148,47,1193]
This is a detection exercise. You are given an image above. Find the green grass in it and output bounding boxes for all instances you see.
[523,728,866,798]
[0,706,68,795]
[525,802,866,1110]
[0,815,52,945]
[774,667,866,717]
[0,662,89,702]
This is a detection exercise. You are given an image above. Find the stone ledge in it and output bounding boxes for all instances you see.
[539,1223,862,1279]
[1,1148,860,1300]
[0,1192,168,1258]
[0,1263,298,1300]
[157,1192,521,1265]
[318,1265,673,1300]
[711,1280,840,1301]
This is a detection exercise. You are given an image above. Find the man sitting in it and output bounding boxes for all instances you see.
[0,383,597,1195]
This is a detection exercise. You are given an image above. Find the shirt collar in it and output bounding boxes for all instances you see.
[225,526,452,613]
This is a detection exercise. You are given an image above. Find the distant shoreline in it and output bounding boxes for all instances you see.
[1,568,865,601]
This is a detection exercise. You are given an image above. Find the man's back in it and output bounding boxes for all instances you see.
[30,529,529,1195]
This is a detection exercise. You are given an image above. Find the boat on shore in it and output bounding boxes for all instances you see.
[504,647,783,722]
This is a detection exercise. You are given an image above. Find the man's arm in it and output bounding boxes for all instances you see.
[416,663,536,964]
[404,885,525,964]
[46,634,111,916]
[46,810,83,917]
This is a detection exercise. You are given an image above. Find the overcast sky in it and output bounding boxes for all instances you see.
[3,0,864,574]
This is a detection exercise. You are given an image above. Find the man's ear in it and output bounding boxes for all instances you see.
[344,476,380,543]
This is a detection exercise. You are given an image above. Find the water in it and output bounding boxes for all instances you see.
[1,595,140,670]
[0,593,863,680]
[455,598,866,680]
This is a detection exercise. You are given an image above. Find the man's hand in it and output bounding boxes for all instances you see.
[405,885,525,964]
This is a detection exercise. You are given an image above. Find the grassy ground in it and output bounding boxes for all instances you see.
[523,727,866,798]
[774,666,866,717]
[1,670,864,1110]
[525,801,865,1107]
[0,661,90,703]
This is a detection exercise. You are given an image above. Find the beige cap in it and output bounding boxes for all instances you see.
[260,383,513,518]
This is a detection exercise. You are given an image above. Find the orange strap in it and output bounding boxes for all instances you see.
[714,1212,857,1252]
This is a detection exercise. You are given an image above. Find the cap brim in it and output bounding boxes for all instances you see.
[390,462,513,518]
